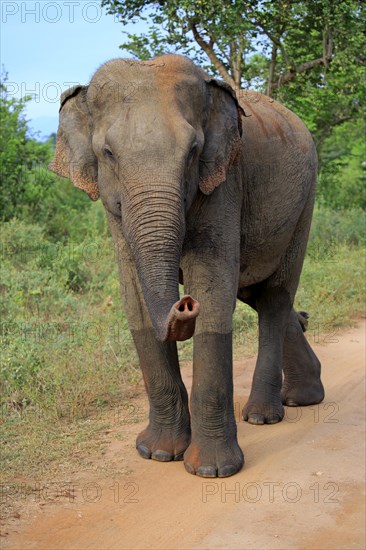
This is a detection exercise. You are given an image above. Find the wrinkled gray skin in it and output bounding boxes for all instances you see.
[50,55,324,478]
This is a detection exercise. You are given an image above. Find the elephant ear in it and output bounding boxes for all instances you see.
[199,79,244,195]
[49,85,99,201]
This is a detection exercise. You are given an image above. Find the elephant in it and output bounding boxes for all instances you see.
[49,54,324,478]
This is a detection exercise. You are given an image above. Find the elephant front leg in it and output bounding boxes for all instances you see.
[133,330,191,461]
[243,287,292,424]
[106,212,190,462]
[184,332,244,477]
[182,183,244,477]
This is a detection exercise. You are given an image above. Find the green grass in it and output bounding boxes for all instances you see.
[1,205,365,489]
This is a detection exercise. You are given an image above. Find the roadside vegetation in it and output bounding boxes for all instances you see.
[1,0,365,489]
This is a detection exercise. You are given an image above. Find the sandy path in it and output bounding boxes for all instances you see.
[2,321,365,550]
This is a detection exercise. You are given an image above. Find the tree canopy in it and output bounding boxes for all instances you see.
[102,0,365,148]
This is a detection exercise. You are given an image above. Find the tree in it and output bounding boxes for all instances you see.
[0,73,90,226]
[102,0,365,148]
[316,119,366,210]
[0,74,52,220]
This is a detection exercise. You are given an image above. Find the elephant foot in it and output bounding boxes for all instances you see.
[184,436,244,478]
[282,311,324,406]
[136,424,191,462]
[281,378,325,407]
[243,392,284,425]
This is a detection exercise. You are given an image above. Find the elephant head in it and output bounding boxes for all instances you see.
[49,55,243,342]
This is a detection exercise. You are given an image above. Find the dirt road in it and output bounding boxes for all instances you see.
[2,321,365,550]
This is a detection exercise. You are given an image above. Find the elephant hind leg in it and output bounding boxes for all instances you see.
[239,294,324,417]
[281,309,324,406]
[243,286,292,425]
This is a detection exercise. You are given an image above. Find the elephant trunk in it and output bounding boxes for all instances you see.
[165,294,200,341]
[122,183,199,342]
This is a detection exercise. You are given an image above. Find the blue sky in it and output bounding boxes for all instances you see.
[1,0,148,138]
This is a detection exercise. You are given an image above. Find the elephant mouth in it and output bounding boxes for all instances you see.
[163,295,200,341]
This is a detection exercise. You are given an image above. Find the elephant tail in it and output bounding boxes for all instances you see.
[297,310,309,332]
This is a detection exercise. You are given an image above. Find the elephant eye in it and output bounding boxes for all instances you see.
[103,145,114,159]
[188,143,198,165]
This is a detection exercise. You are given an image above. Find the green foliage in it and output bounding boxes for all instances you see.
[308,205,365,248]
[0,77,53,221]
[104,1,251,65]
[274,5,365,147]
[102,1,365,100]
[102,0,365,205]
[316,120,366,210]
[0,73,93,237]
